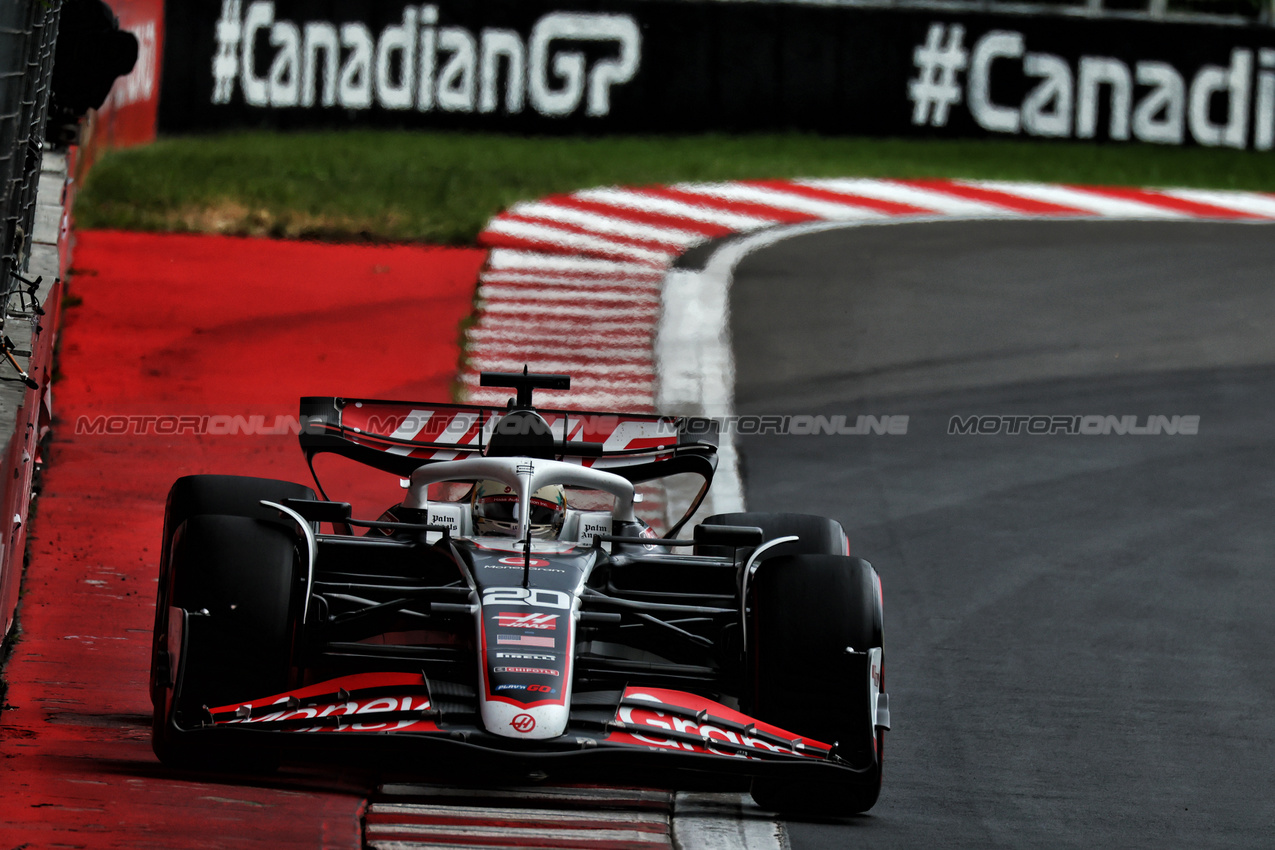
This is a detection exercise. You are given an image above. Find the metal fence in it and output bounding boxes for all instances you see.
[1,0,61,294]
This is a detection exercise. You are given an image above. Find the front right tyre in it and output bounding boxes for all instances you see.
[747,553,885,816]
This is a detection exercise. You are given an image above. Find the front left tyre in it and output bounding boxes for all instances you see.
[151,513,302,770]
[150,475,315,708]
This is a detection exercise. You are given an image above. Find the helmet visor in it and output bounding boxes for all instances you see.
[475,495,561,526]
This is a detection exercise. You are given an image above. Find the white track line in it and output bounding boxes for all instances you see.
[796,177,1013,215]
[366,823,667,842]
[377,784,671,805]
[467,324,654,341]
[467,360,654,378]
[466,331,652,346]
[480,286,660,305]
[573,187,779,230]
[673,181,888,220]
[671,793,786,850]
[478,302,661,320]
[505,200,710,246]
[965,179,1189,217]
[1159,187,1275,218]
[480,272,663,290]
[484,219,674,263]
[471,345,654,362]
[370,802,668,826]
[656,218,861,518]
[486,248,663,276]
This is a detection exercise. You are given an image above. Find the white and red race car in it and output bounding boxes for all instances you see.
[149,371,889,815]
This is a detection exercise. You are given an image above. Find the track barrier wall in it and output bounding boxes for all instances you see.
[0,0,151,644]
[0,0,66,645]
[157,0,1275,150]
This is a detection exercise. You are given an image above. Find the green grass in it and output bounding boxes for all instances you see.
[76,130,1275,245]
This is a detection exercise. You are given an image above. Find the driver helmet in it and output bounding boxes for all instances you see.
[472,480,566,539]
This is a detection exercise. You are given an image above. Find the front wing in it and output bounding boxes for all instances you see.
[168,671,877,783]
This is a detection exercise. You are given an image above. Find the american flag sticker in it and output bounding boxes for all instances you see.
[497,634,555,648]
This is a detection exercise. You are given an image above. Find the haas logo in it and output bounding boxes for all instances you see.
[510,713,536,733]
[495,612,558,630]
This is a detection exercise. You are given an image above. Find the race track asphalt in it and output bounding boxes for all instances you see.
[727,220,1275,848]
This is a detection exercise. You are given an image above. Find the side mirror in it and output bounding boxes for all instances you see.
[283,498,352,524]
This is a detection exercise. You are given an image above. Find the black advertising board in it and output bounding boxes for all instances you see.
[160,0,1275,150]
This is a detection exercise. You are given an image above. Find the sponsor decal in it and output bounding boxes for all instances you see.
[618,699,779,756]
[426,508,460,532]
[578,518,611,545]
[510,713,537,733]
[636,524,660,551]
[209,2,641,118]
[493,666,560,676]
[494,612,558,630]
[482,587,571,609]
[495,652,556,661]
[222,693,434,733]
[484,563,567,573]
[909,22,1275,150]
[607,689,829,760]
[497,634,555,648]
[495,683,557,694]
[497,555,551,567]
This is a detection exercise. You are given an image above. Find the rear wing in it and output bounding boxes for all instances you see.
[298,397,718,485]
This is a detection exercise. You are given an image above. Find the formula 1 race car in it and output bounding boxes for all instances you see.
[149,371,889,816]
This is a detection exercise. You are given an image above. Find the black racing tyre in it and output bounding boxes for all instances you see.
[152,514,301,771]
[747,554,885,817]
[150,475,314,706]
[161,474,316,549]
[695,512,848,557]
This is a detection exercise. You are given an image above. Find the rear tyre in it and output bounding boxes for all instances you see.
[696,512,847,557]
[152,514,301,770]
[151,475,314,706]
[748,554,885,816]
